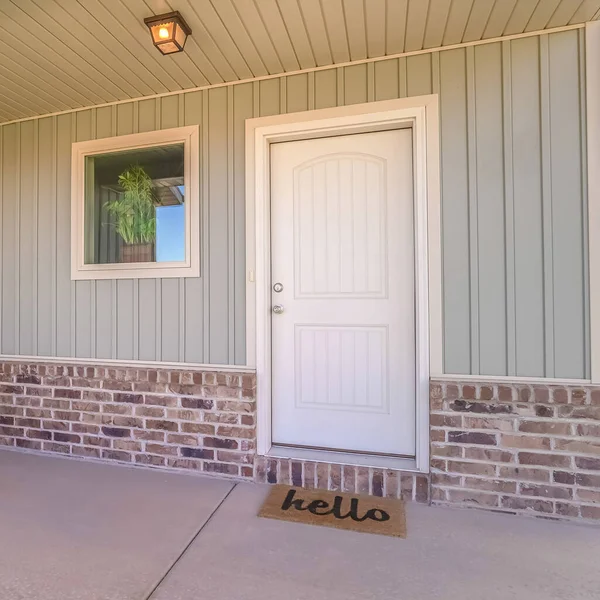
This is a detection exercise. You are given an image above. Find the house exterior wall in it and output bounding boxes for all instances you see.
[0,28,588,378]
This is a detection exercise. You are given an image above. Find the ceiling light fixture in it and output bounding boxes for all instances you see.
[144,11,192,55]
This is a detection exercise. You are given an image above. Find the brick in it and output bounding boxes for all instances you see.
[501,435,551,450]
[216,400,254,413]
[577,489,600,503]
[463,448,514,463]
[181,398,214,410]
[430,430,445,443]
[462,385,476,399]
[555,439,600,456]
[204,412,239,424]
[556,503,580,518]
[446,489,499,507]
[576,423,600,437]
[53,432,81,444]
[167,433,198,446]
[534,405,554,418]
[101,450,132,462]
[42,420,68,431]
[53,410,81,422]
[498,386,514,402]
[83,436,111,448]
[241,414,255,426]
[133,430,165,442]
[216,426,255,439]
[112,440,142,452]
[27,429,52,440]
[581,506,600,520]
[519,452,571,468]
[241,465,253,478]
[146,419,179,432]
[431,473,461,487]
[520,484,572,500]
[356,467,370,494]
[54,389,81,399]
[135,406,165,418]
[16,439,42,450]
[576,473,600,487]
[329,464,341,491]
[479,386,494,401]
[571,388,588,405]
[552,388,569,404]
[114,393,143,404]
[517,386,532,403]
[342,465,355,493]
[575,456,600,471]
[82,391,112,402]
[463,416,514,432]
[73,446,101,459]
[181,423,215,435]
[203,437,238,449]
[430,414,462,428]
[101,427,130,438]
[558,406,600,420]
[144,395,178,407]
[71,401,100,412]
[102,381,134,392]
[445,384,459,399]
[101,404,132,415]
[432,444,462,458]
[533,387,549,403]
[43,399,70,409]
[464,477,517,494]
[448,431,497,445]
[501,496,553,514]
[136,454,167,467]
[446,461,496,477]
[145,443,178,456]
[518,421,571,436]
[553,471,576,485]
[203,462,239,476]
[415,475,429,503]
[216,450,251,464]
[43,441,70,454]
[15,375,41,385]
[449,400,513,415]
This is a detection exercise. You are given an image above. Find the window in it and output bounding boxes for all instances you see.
[71,126,199,280]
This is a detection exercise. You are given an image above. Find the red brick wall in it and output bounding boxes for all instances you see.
[431,381,600,520]
[0,362,256,478]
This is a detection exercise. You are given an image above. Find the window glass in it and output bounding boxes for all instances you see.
[84,143,185,265]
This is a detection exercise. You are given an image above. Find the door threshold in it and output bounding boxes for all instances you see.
[266,445,418,471]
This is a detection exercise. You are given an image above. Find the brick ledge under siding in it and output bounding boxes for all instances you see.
[0,361,257,478]
[431,381,600,521]
[255,456,429,502]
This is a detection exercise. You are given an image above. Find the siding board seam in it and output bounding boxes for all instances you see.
[110,105,117,360]
[502,40,517,376]
[15,123,20,355]
[51,116,57,356]
[579,28,591,380]
[202,89,210,362]
[133,102,140,362]
[32,120,39,356]
[0,126,3,352]
[90,108,97,359]
[178,94,186,362]
[155,97,162,362]
[539,35,555,377]
[466,46,480,374]
[70,114,76,357]
[227,86,235,364]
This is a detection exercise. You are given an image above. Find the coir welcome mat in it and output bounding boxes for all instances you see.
[258,485,406,538]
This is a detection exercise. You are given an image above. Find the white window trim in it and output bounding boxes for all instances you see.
[245,96,442,473]
[70,125,200,280]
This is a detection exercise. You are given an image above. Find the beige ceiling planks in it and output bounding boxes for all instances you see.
[296,0,333,66]
[569,0,600,22]
[274,0,316,69]
[463,0,496,42]
[442,0,475,45]
[0,3,114,104]
[547,0,587,27]
[75,0,183,92]
[0,89,37,120]
[24,0,149,99]
[405,0,430,51]
[386,0,409,54]
[173,0,255,79]
[0,71,63,116]
[343,0,368,60]
[0,62,72,113]
[168,0,243,81]
[423,0,453,48]
[230,0,284,74]
[482,0,518,37]
[94,0,200,88]
[254,0,301,71]
[365,0,387,58]
[525,0,562,31]
[209,0,269,76]
[52,0,169,94]
[319,0,351,63]
[504,0,541,35]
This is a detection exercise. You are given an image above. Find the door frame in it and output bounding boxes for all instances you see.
[245,96,441,473]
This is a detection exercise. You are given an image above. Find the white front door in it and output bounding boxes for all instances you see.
[270,129,416,457]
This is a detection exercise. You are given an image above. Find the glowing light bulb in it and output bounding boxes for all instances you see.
[158,26,170,39]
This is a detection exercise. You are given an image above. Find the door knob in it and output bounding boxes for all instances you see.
[272,305,284,314]
[273,282,284,292]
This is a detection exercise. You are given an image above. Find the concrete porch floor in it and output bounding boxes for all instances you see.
[0,450,598,600]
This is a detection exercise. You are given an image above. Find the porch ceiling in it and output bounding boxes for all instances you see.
[1,0,598,124]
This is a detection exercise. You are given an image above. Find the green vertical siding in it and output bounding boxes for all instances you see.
[0,29,589,377]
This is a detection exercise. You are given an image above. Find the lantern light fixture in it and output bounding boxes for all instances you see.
[144,11,192,55]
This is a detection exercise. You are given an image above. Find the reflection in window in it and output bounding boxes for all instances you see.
[84,143,185,265]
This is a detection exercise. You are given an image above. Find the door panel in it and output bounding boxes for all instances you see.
[270,129,416,456]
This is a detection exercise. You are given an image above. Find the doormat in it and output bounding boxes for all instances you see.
[258,485,406,538]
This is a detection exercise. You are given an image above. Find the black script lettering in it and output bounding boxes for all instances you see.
[281,488,309,511]
[307,499,331,515]
[365,508,390,522]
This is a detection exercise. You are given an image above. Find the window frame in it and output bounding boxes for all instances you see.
[70,125,200,280]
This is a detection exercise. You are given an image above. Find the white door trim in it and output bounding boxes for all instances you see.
[245,96,442,473]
